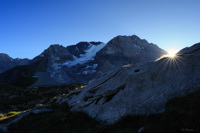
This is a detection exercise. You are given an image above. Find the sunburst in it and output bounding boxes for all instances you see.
[154,48,186,82]
[167,49,178,58]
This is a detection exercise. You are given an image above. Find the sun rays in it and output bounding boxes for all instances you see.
[166,48,179,58]
[155,48,179,61]
[167,49,177,58]
[154,49,187,82]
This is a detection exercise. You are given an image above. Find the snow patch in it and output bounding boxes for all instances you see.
[50,63,61,78]
[83,70,96,74]
[134,45,142,51]
[76,46,79,52]
[92,64,98,69]
[63,43,106,67]
[85,64,98,69]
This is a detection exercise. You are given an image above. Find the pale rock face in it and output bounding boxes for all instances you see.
[59,43,200,124]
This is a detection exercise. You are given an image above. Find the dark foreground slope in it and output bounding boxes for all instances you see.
[1,89,200,133]
[0,83,84,114]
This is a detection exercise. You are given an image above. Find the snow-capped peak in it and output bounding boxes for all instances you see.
[64,42,106,67]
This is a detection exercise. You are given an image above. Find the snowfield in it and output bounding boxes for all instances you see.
[63,43,106,67]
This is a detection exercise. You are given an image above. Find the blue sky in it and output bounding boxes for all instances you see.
[0,0,200,59]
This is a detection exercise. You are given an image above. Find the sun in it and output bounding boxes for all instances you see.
[167,49,178,58]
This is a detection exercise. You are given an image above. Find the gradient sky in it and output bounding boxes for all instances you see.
[0,0,200,59]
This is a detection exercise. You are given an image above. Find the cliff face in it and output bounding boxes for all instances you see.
[58,43,200,124]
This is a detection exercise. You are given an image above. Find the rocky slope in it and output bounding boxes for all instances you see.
[0,53,29,73]
[0,35,166,87]
[58,42,200,124]
[1,86,200,133]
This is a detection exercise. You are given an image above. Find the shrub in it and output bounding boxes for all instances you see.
[5,111,21,117]
[0,113,4,118]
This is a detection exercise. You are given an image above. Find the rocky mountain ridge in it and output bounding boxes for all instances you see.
[0,35,166,87]
[57,42,200,124]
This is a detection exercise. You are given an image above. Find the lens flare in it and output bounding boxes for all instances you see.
[167,49,178,58]
[154,48,185,84]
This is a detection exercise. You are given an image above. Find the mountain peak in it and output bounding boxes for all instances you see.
[0,53,29,73]
[97,35,165,58]
[0,53,12,61]
[42,44,70,56]
[109,35,151,47]
[47,44,66,51]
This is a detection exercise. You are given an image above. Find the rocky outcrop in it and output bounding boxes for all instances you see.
[58,43,200,124]
[0,53,29,73]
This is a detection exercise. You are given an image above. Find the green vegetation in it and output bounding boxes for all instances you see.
[0,113,3,118]
[2,90,200,133]
[0,111,21,121]
[4,111,21,117]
